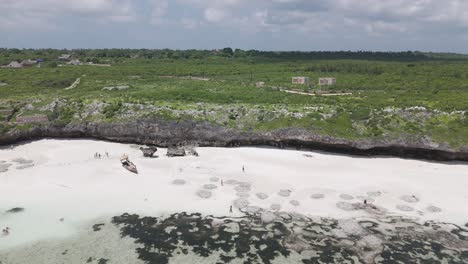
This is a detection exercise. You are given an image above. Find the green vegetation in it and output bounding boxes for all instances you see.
[0,49,467,148]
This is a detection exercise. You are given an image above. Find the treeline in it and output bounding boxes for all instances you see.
[305,63,385,75]
[0,48,466,61]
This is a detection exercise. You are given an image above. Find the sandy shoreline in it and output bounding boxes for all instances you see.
[0,139,467,262]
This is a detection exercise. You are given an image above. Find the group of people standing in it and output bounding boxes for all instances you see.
[2,227,10,236]
[94,152,109,159]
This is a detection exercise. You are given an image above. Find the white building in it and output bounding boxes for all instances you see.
[58,54,72,61]
[292,77,310,85]
[20,59,37,66]
[255,81,265,88]
[2,61,23,68]
[319,78,336,86]
[67,59,81,66]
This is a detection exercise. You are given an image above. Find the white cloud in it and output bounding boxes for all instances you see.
[176,0,468,35]
[1,0,468,50]
[0,0,136,30]
[204,8,228,23]
[149,0,169,25]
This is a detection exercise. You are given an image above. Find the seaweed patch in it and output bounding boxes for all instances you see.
[111,212,468,264]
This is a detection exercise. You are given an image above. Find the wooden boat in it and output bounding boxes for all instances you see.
[121,154,138,174]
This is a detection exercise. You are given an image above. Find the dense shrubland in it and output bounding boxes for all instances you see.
[0,49,467,148]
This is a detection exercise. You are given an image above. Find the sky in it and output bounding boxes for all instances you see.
[1,0,468,52]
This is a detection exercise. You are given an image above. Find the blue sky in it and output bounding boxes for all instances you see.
[1,0,468,52]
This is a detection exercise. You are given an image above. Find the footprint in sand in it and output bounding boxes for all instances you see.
[357,196,375,203]
[367,191,382,197]
[235,185,251,193]
[203,184,218,190]
[290,200,300,206]
[233,198,249,209]
[244,206,262,214]
[238,182,252,188]
[400,195,420,203]
[270,204,281,211]
[278,189,292,197]
[396,204,415,212]
[256,193,269,200]
[0,163,12,173]
[209,177,219,182]
[336,202,356,211]
[236,193,250,198]
[12,158,34,165]
[426,205,442,213]
[196,190,212,199]
[224,179,239,185]
[172,179,186,185]
[16,164,35,170]
[340,194,354,201]
[310,193,325,199]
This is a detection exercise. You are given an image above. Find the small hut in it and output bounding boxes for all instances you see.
[20,60,38,67]
[292,77,310,85]
[58,54,72,61]
[67,59,81,66]
[319,78,336,86]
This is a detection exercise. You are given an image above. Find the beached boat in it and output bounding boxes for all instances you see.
[121,154,138,174]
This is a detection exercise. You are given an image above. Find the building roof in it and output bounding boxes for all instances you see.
[58,54,72,60]
[67,59,81,65]
[4,61,23,68]
[20,59,37,66]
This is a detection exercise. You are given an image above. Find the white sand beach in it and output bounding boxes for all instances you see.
[0,139,467,254]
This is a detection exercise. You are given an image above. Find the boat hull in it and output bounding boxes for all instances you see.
[122,162,138,174]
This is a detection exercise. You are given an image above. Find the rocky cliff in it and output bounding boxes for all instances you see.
[1,119,467,161]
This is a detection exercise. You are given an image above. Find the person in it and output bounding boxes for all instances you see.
[242,166,245,173]
[364,199,367,205]
[121,154,129,166]
[229,205,233,213]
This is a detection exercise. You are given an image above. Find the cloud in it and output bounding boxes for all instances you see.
[204,8,227,23]
[0,0,136,30]
[1,0,468,51]
[174,0,468,35]
[149,0,169,25]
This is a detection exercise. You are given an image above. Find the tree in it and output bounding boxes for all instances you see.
[222,47,234,57]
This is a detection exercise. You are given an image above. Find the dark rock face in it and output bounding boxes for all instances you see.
[166,146,186,157]
[0,119,467,161]
[92,223,105,232]
[140,146,158,158]
[111,212,468,264]
[6,207,24,213]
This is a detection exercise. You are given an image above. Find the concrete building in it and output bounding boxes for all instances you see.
[67,59,81,66]
[58,54,72,61]
[292,77,310,85]
[319,78,336,86]
[20,59,38,66]
[256,81,265,88]
[2,61,23,68]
